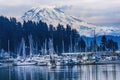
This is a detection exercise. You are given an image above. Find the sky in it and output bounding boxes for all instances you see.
[0,0,120,26]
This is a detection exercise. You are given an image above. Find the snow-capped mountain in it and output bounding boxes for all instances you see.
[22,6,120,37]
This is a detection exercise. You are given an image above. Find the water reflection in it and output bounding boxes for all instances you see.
[0,64,120,80]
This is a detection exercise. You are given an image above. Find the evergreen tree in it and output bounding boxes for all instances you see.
[78,37,86,52]
[0,16,119,55]
[101,35,107,51]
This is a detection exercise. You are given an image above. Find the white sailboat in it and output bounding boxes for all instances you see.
[14,37,36,66]
[13,60,36,66]
[2,40,14,66]
[48,38,57,68]
[36,55,49,66]
[37,40,48,66]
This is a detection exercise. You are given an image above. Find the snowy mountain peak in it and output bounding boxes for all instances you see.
[22,6,120,37]
[22,6,82,27]
[32,6,64,14]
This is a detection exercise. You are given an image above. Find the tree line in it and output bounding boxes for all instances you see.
[0,16,118,56]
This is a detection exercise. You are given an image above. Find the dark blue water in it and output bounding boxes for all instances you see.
[0,64,120,80]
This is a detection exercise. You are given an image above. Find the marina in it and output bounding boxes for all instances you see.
[0,35,120,67]
[0,1,120,79]
[0,51,120,67]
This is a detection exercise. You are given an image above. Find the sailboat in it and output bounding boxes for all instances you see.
[15,40,23,62]
[2,40,14,66]
[50,55,56,68]
[14,37,36,66]
[48,38,57,68]
[36,40,48,66]
[37,56,48,66]
[82,29,96,65]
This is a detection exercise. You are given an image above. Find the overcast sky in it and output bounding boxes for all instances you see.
[0,0,120,26]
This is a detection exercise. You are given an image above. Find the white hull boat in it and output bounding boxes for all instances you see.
[37,62,47,66]
[13,61,36,66]
[37,61,47,66]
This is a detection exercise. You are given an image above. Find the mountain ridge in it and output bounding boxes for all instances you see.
[22,6,120,37]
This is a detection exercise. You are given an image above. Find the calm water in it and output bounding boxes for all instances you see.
[0,64,120,80]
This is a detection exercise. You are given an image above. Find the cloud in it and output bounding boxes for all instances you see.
[0,5,31,18]
[0,0,34,6]
[59,1,120,26]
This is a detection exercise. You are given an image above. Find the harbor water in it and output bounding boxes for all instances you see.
[0,64,120,80]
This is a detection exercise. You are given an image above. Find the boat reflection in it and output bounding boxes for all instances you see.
[0,64,120,80]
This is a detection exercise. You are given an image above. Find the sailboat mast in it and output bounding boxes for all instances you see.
[17,40,23,58]
[35,41,38,54]
[49,38,54,54]
[79,31,82,52]
[62,40,64,53]
[22,38,26,58]
[8,40,10,57]
[44,39,47,55]
[29,35,33,57]
[93,29,96,53]
[70,35,72,52]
